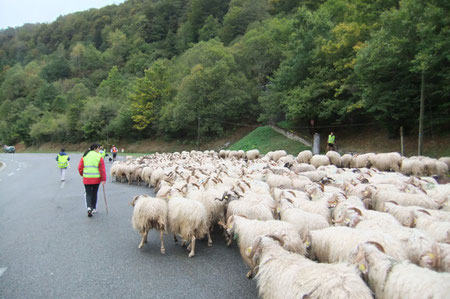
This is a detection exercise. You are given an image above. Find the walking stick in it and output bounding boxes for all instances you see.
[102,183,109,215]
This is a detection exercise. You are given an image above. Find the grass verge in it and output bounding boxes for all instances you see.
[228,126,310,155]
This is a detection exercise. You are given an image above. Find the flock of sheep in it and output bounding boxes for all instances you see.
[111,149,450,298]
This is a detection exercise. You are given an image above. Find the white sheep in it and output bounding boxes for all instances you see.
[413,213,450,243]
[249,235,373,299]
[297,170,327,182]
[309,226,408,263]
[296,150,312,164]
[420,242,450,272]
[351,153,374,168]
[400,158,425,176]
[439,157,450,170]
[369,152,402,172]
[372,190,441,210]
[278,198,329,238]
[290,162,316,173]
[223,215,306,278]
[130,195,168,253]
[167,197,209,257]
[326,150,342,167]
[245,149,260,160]
[309,155,330,168]
[352,242,450,299]
[341,154,353,168]
[226,198,274,221]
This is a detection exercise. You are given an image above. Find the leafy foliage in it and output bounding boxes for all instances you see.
[0,0,448,146]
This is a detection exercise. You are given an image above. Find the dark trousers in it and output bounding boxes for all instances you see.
[85,184,100,210]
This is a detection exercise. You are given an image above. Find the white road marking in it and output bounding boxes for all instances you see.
[0,267,7,278]
[7,172,14,176]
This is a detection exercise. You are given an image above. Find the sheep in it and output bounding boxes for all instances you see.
[245,149,260,160]
[219,150,229,159]
[185,188,230,246]
[296,150,312,164]
[167,197,209,257]
[290,163,316,173]
[372,190,441,210]
[333,205,402,230]
[237,150,246,159]
[309,155,330,168]
[226,199,274,222]
[369,152,402,172]
[141,166,155,186]
[341,154,353,168]
[352,242,450,299]
[222,215,306,278]
[422,157,438,176]
[278,155,295,167]
[400,158,425,176]
[309,226,408,263]
[130,165,144,185]
[264,173,292,189]
[130,195,168,253]
[353,218,436,265]
[297,170,327,182]
[420,242,450,272]
[326,150,342,167]
[413,213,450,243]
[351,153,373,168]
[379,201,416,227]
[150,167,165,187]
[439,157,450,170]
[435,160,449,176]
[248,235,373,299]
[278,198,329,238]
[281,195,335,224]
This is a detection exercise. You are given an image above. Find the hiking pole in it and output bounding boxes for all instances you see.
[102,183,109,215]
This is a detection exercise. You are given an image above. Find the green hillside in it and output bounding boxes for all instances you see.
[228,126,310,155]
[0,0,449,149]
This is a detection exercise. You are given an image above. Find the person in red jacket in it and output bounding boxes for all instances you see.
[78,143,106,217]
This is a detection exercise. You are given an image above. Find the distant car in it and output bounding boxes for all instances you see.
[3,145,15,153]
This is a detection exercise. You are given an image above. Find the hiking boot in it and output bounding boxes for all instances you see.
[87,208,93,217]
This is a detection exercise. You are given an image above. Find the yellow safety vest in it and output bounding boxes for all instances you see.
[57,154,69,168]
[83,151,101,178]
[328,135,335,144]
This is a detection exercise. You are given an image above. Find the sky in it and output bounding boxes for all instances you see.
[0,0,126,29]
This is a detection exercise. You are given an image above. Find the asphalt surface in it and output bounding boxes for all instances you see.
[0,153,258,299]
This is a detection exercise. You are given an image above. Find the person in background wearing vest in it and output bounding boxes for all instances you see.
[56,148,70,181]
[78,143,106,217]
[111,145,118,162]
[326,132,336,152]
[99,146,107,159]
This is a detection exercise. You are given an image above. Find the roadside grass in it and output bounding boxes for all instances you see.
[228,126,311,155]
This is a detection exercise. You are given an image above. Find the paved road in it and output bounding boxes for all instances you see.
[0,153,258,299]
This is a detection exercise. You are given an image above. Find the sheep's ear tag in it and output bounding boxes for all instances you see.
[225,196,229,199]
[305,240,310,247]
[344,218,350,224]
[246,247,252,256]
[168,195,171,199]
[227,224,232,229]
[276,207,280,213]
[428,253,435,259]
[359,264,366,272]
[414,218,417,225]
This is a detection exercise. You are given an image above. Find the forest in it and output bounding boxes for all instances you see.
[0,0,448,146]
